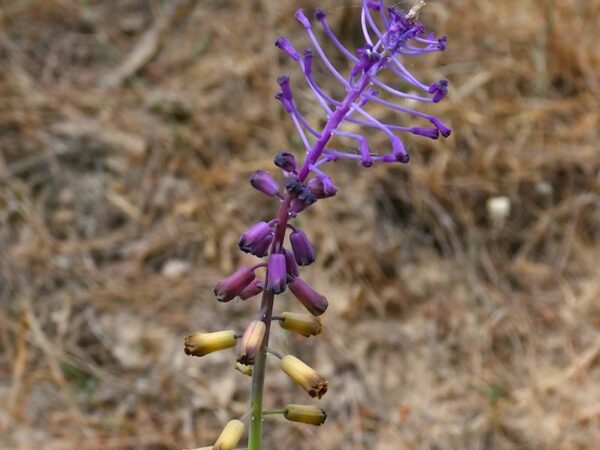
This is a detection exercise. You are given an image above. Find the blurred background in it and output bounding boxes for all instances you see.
[1,0,599,449]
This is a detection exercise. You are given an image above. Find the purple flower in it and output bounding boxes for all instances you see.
[250,170,280,197]
[308,176,337,199]
[284,248,299,280]
[290,230,316,266]
[266,253,287,294]
[238,221,274,257]
[238,278,264,300]
[289,277,328,316]
[214,267,256,302]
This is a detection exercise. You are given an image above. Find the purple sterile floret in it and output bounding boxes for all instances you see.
[289,277,328,316]
[275,37,300,61]
[428,116,452,137]
[284,176,304,195]
[307,176,337,199]
[411,127,440,139]
[278,75,293,101]
[290,230,316,266]
[274,152,297,173]
[266,253,287,294]
[294,9,311,29]
[250,170,280,197]
[429,79,449,103]
[238,221,274,257]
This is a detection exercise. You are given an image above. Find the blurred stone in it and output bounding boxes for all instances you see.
[162,259,191,278]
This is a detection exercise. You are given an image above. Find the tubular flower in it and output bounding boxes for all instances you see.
[238,221,274,257]
[279,312,322,337]
[284,404,327,426]
[289,229,316,266]
[213,266,256,302]
[289,277,328,316]
[266,253,287,294]
[237,320,267,365]
[213,419,245,450]
[280,354,329,399]
[184,330,237,357]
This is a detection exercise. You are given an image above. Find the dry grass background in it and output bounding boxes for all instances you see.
[1,0,599,449]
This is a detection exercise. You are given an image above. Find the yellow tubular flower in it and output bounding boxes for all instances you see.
[279,312,322,337]
[184,330,236,357]
[280,355,328,399]
[284,404,327,426]
[213,419,245,450]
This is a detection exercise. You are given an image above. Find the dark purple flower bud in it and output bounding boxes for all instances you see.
[438,36,448,51]
[428,80,448,103]
[238,278,264,300]
[275,91,293,113]
[289,196,313,215]
[366,1,380,10]
[307,176,337,199]
[382,154,397,163]
[238,221,274,257]
[295,9,311,29]
[411,127,439,139]
[267,253,287,294]
[303,49,313,74]
[214,267,256,302]
[250,170,280,197]
[274,152,297,173]
[290,230,316,266]
[285,176,304,195]
[275,37,300,62]
[297,186,317,205]
[428,117,452,137]
[278,75,293,101]
[283,248,299,280]
[315,8,326,21]
[289,277,328,316]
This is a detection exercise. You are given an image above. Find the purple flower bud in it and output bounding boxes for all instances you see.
[411,127,439,139]
[391,136,409,163]
[438,36,448,51]
[278,75,293,101]
[295,9,311,29]
[428,117,452,137]
[250,170,280,197]
[275,91,293,113]
[238,221,274,257]
[297,186,317,205]
[283,248,299,280]
[429,80,449,103]
[284,176,304,195]
[289,196,313,215]
[267,253,287,294]
[289,277,328,316]
[358,139,373,167]
[290,230,316,266]
[315,8,326,21]
[275,37,300,62]
[307,176,337,199]
[274,152,297,173]
[366,1,380,11]
[238,278,264,300]
[214,267,256,302]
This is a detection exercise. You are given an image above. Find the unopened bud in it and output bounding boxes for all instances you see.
[184,330,236,357]
[274,152,297,173]
[235,362,253,376]
[280,355,328,399]
[284,404,327,426]
[275,37,300,62]
[237,320,266,365]
[238,278,263,300]
[289,230,316,266]
[213,419,245,450]
[289,277,328,316]
[307,176,337,199]
[279,312,322,337]
[266,253,287,294]
[214,267,256,302]
[238,221,274,257]
[250,170,280,197]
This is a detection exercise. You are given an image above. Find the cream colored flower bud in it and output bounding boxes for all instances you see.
[284,404,327,426]
[279,312,322,337]
[280,355,328,399]
[237,320,266,365]
[184,330,236,357]
[213,419,245,450]
[235,362,253,376]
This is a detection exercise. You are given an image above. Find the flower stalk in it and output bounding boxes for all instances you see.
[183,2,450,449]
